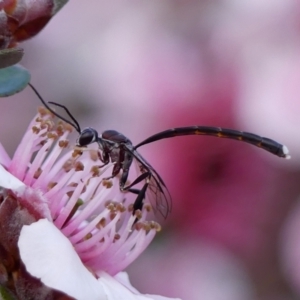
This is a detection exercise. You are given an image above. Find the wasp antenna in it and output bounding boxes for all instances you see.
[28,83,81,133]
[48,101,81,133]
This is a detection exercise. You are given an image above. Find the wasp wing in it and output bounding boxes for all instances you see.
[124,145,172,219]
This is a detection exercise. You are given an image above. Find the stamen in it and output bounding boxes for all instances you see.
[89,150,99,161]
[62,199,84,227]
[56,124,65,136]
[33,168,42,179]
[72,149,83,158]
[32,126,40,134]
[47,182,57,190]
[38,106,53,117]
[58,140,69,148]
[102,179,113,188]
[74,161,84,172]
[8,107,161,278]
[47,132,58,139]
[63,159,75,172]
[96,218,106,229]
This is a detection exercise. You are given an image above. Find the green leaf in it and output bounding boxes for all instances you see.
[0,65,31,97]
[0,48,24,69]
[53,0,69,15]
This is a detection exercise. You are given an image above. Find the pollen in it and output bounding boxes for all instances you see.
[33,168,42,179]
[96,218,106,229]
[32,126,40,134]
[105,201,115,211]
[38,106,53,117]
[39,140,47,146]
[149,221,161,232]
[66,190,74,197]
[84,233,93,240]
[113,233,121,242]
[62,159,75,172]
[41,119,54,131]
[102,179,113,188]
[56,124,65,136]
[128,203,134,212]
[134,221,161,232]
[110,212,117,220]
[134,222,145,231]
[64,123,74,132]
[72,149,83,158]
[74,161,84,172]
[48,182,57,190]
[58,140,69,148]
[144,203,152,212]
[47,132,58,139]
[116,203,126,212]
[134,209,143,220]
[89,150,99,161]
[91,166,100,177]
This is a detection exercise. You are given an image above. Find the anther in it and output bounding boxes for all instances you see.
[74,161,84,172]
[59,140,69,148]
[33,168,42,179]
[47,182,57,190]
[96,218,106,229]
[89,150,99,161]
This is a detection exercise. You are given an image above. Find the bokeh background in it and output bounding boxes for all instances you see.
[2,0,300,299]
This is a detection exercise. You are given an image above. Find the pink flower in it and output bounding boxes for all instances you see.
[0,107,179,299]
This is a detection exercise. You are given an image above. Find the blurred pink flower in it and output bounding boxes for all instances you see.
[280,199,300,297]
[128,238,255,300]
[126,57,293,299]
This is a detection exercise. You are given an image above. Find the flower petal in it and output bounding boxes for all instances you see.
[100,272,181,300]
[0,142,11,168]
[0,164,25,191]
[18,219,107,300]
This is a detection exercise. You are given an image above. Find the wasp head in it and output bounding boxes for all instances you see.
[77,128,98,147]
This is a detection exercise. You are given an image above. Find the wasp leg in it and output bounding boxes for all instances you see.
[121,172,150,191]
[117,147,134,191]
[98,162,109,168]
[129,182,149,214]
[120,172,151,220]
[124,183,149,224]
[97,150,110,168]
[102,160,122,181]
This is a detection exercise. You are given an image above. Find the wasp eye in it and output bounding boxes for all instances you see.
[77,128,98,146]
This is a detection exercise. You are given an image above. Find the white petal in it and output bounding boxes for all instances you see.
[0,164,25,192]
[18,219,180,300]
[0,142,11,168]
[18,219,107,300]
[144,296,182,300]
[100,272,181,300]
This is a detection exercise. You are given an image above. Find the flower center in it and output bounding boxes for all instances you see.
[8,107,161,276]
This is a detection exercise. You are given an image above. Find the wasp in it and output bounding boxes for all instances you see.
[29,83,290,219]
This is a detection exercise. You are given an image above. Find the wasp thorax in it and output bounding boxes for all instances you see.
[77,128,98,146]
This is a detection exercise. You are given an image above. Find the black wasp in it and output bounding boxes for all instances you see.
[29,83,290,220]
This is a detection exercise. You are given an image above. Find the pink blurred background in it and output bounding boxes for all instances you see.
[2,0,300,299]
